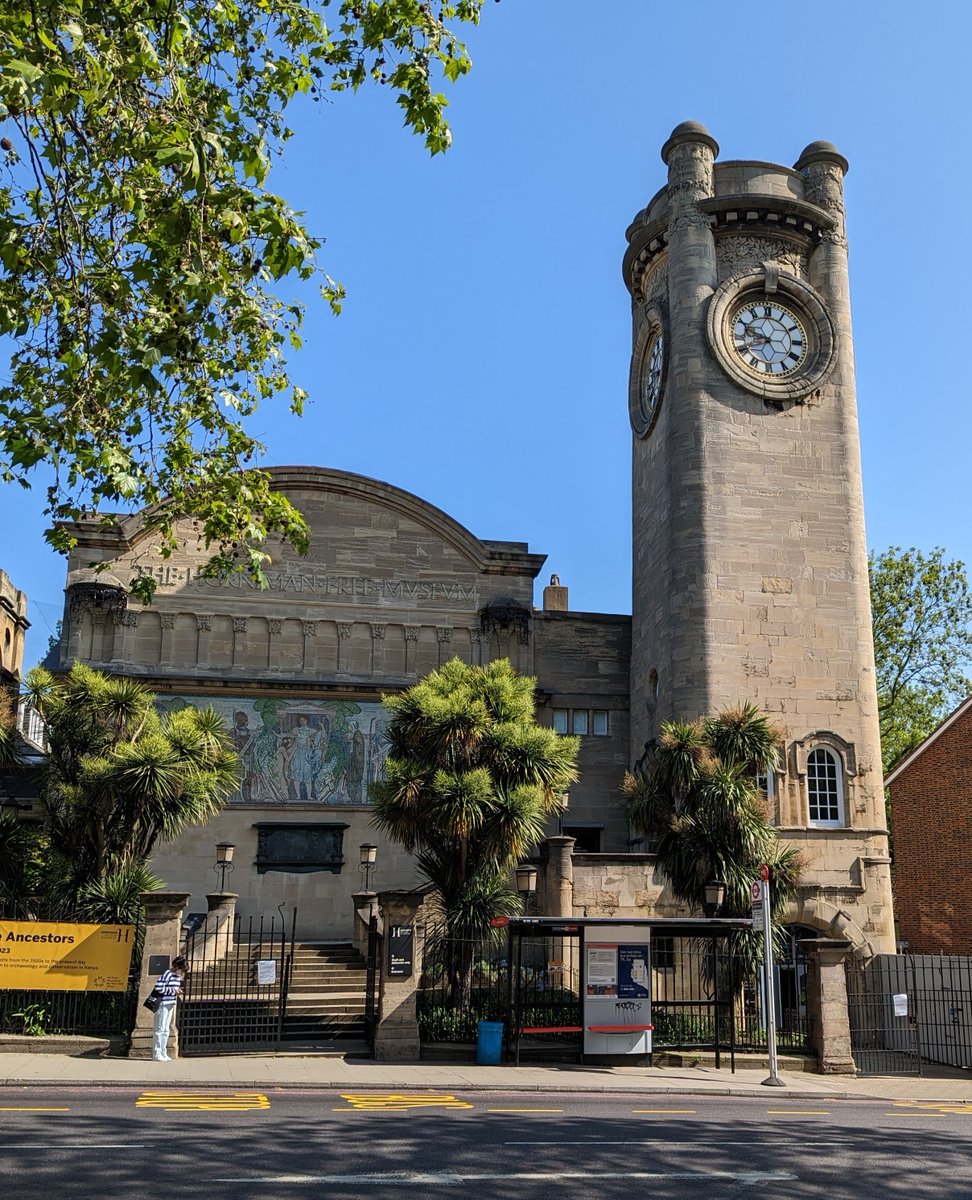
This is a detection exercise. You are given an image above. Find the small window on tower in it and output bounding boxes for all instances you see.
[552,709,569,735]
[571,710,589,736]
[592,710,609,736]
[806,747,844,826]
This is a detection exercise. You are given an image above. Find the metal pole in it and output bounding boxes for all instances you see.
[761,875,784,1087]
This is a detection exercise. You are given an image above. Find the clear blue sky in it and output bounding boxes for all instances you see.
[5,0,971,668]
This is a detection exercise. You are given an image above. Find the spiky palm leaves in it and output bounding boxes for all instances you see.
[16,663,239,923]
[624,702,800,928]
[371,658,579,940]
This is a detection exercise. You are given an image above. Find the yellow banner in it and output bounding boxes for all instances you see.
[0,921,136,992]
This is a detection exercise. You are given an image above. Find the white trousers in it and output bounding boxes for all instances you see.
[153,1003,175,1060]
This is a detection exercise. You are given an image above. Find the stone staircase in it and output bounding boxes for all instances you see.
[281,942,370,1043]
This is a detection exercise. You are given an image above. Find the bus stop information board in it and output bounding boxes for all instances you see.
[0,921,135,992]
[583,924,652,1056]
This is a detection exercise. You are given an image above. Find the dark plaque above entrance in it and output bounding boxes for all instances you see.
[253,822,348,874]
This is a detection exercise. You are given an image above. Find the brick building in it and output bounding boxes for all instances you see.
[886,697,972,954]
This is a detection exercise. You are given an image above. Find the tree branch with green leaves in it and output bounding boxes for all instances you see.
[0,1,484,602]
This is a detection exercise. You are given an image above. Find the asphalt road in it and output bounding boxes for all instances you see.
[2,1086,971,1199]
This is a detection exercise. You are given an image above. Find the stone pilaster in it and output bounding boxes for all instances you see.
[301,620,318,674]
[159,611,176,668]
[337,622,353,673]
[373,890,428,1062]
[543,835,576,918]
[231,617,248,669]
[404,625,420,676]
[803,938,857,1074]
[370,624,386,675]
[129,891,190,1060]
[195,614,213,668]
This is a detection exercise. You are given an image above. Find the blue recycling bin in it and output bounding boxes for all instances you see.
[476,1020,504,1065]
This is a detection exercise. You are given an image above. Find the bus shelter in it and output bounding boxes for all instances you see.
[494,915,755,1069]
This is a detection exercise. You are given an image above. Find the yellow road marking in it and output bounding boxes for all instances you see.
[632,1109,697,1114]
[888,1103,972,1116]
[336,1093,473,1111]
[136,1091,270,1111]
[0,1107,69,1112]
[766,1110,831,1115]
[486,1108,564,1113]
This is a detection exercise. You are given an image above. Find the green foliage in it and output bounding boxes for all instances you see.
[0,808,43,918]
[12,1002,48,1036]
[624,703,801,942]
[371,658,579,939]
[0,1,483,600]
[869,546,972,773]
[1,663,238,922]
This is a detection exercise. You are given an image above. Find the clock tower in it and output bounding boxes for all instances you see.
[623,122,894,953]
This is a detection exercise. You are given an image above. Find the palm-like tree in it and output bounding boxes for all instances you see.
[8,663,240,923]
[624,703,801,933]
[370,657,579,941]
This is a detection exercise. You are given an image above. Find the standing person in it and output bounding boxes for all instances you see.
[152,955,188,1062]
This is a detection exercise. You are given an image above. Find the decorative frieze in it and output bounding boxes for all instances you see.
[196,614,213,632]
[160,612,176,631]
[233,617,248,634]
[370,623,386,640]
[268,619,283,636]
[337,623,353,640]
[404,626,420,642]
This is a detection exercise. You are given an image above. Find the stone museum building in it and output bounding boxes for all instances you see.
[51,122,895,956]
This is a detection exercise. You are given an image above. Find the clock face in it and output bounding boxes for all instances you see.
[639,330,665,421]
[731,301,808,377]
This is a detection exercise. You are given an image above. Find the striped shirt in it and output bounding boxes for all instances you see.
[155,969,183,1006]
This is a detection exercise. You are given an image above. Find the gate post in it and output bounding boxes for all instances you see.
[203,892,237,963]
[373,890,428,1062]
[129,891,190,1060]
[352,890,378,958]
[543,835,576,917]
[802,937,857,1074]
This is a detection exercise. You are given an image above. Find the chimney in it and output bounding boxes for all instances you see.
[542,574,568,612]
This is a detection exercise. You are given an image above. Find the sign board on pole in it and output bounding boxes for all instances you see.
[0,921,135,992]
[750,879,764,920]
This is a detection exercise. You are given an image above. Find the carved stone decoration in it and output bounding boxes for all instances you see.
[160,613,176,631]
[302,621,318,638]
[122,610,139,628]
[435,627,453,644]
[639,258,669,306]
[233,617,248,634]
[337,623,353,640]
[404,625,421,642]
[268,619,283,636]
[717,234,808,283]
[196,614,213,632]
[479,598,531,643]
[370,623,386,640]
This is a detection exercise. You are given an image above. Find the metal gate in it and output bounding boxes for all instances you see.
[846,955,921,1076]
[364,913,382,1050]
[179,909,297,1054]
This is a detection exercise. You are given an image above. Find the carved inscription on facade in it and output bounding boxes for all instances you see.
[128,562,479,606]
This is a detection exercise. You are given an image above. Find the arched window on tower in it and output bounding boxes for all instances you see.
[806,746,844,826]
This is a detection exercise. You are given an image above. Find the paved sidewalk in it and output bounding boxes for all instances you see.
[2,1050,972,1103]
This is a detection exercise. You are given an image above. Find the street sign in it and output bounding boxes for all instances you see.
[751,879,763,919]
[759,864,770,882]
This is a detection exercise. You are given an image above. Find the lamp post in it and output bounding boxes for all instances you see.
[515,863,538,915]
[214,842,235,893]
[703,879,725,918]
[359,843,378,893]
